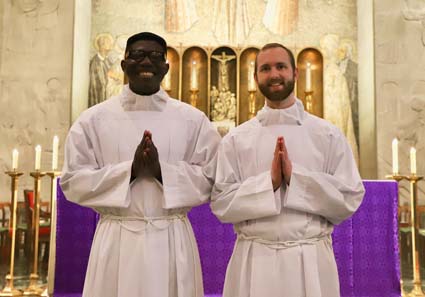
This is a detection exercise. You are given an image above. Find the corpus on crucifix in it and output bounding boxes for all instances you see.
[211,51,236,92]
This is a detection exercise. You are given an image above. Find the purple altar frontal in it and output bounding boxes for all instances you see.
[54,181,400,297]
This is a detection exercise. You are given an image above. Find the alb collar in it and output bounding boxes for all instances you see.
[256,99,306,126]
[120,84,168,111]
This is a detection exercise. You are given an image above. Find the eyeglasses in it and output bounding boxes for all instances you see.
[125,50,166,62]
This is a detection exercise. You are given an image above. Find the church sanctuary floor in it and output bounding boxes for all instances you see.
[0,248,424,294]
[0,247,48,292]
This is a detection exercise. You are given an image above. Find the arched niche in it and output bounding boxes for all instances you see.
[296,48,323,118]
[182,46,209,115]
[162,46,180,99]
[239,47,263,125]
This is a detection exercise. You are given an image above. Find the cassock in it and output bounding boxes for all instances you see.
[60,85,220,297]
[211,99,365,297]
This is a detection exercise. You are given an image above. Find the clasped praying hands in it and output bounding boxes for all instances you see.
[271,136,292,191]
[131,130,162,183]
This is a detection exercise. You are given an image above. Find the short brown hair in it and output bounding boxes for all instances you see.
[255,43,296,74]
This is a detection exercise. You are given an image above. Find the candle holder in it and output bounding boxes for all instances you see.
[405,174,425,297]
[248,90,256,119]
[304,90,314,113]
[386,173,409,297]
[23,170,46,297]
[40,171,61,297]
[0,170,24,297]
[385,174,406,182]
[189,89,199,108]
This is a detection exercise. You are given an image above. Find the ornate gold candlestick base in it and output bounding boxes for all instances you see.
[409,288,425,297]
[23,171,46,297]
[1,170,24,297]
[406,175,425,297]
[304,90,314,113]
[190,89,199,108]
[248,90,256,119]
[23,274,44,296]
[0,276,22,297]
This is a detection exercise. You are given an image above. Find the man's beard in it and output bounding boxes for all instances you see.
[258,77,295,102]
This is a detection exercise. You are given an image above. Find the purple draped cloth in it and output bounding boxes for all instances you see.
[54,181,400,297]
[332,180,401,297]
[54,182,98,295]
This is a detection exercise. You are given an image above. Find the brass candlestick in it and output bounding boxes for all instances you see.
[189,89,199,108]
[41,171,61,297]
[0,170,24,297]
[386,173,409,297]
[304,90,314,113]
[406,175,425,297]
[23,170,46,296]
[248,90,256,119]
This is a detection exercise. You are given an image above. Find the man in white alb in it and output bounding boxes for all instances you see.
[211,43,365,297]
[60,32,220,297]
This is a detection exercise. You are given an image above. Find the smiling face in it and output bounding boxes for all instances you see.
[121,40,169,95]
[254,47,298,105]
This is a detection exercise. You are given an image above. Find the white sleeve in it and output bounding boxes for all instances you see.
[210,134,281,224]
[159,115,221,209]
[283,128,365,225]
[60,119,132,209]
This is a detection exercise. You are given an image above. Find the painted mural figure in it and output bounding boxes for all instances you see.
[263,0,298,35]
[88,33,114,107]
[320,34,359,164]
[212,0,252,44]
[165,0,198,32]
[338,39,359,145]
[106,35,127,98]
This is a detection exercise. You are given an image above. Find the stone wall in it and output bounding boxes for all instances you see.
[0,0,74,201]
[375,0,425,203]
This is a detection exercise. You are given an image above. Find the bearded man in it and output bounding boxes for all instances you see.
[211,43,365,297]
